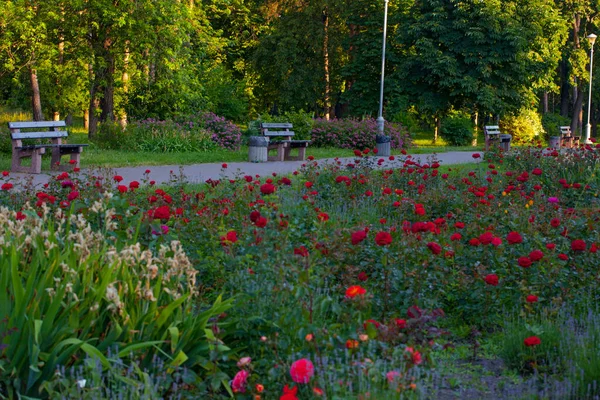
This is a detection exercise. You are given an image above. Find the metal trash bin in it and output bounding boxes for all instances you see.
[248,136,269,162]
[548,136,561,149]
[499,134,512,151]
[376,134,391,157]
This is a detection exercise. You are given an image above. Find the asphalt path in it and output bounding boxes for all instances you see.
[4,151,483,188]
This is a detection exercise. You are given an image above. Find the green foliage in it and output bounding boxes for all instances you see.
[541,112,571,140]
[396,0,568,117]
[0,203,234,398]
[128,119,216,153]
[92,122,133,150]
[500,108,545,145]
[249,110,315,140]
[440,113,474,146]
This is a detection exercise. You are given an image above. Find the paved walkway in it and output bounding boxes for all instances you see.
[6,151,483,187]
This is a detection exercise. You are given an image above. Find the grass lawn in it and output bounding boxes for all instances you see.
[0,108,485,170]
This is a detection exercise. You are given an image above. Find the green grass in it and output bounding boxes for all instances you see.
[0,108,484,170]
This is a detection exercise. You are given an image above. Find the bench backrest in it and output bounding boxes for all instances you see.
[8,121,68,140]
[484,125,501,136]
[560,126,571,136]
[260,122,295,137]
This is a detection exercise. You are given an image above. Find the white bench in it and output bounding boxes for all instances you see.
[9,121,87,174]
[560,126,580,148]
[259,122,310,161]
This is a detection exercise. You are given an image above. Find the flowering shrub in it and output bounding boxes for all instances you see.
[310,118,411,149]
[0,142,599,397]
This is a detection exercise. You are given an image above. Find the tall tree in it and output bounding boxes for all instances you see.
[395,0,567,123]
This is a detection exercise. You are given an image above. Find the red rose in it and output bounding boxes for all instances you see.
[152,205,171,221]
[558,253,569,261]
[426,242,442,255]
[255,216,268,228]
[450,232,462,241]
[129,181,140,189]
[220,230,238,245]
[524,336,541,347]
[479,232,494,245]
[375,231,392,246]
[290,358,314,384]
[294,246,309,257]
[571,239,586,252]
[317,212,329,222]
[1,183,13,191]
[280,384,299,400]
[117,185,128,193]
[484,274,499,286]
[345,285,366,298]
[113,175,123,182]
[250,210,261,223]
[260,183,276,194]
[550,218,560,227]
[529,250,544,262]
[526,295,539,303]
[469,238,481,246]
[357,272,368,281]
[395,318,407,329]
[506,231,523,244]
[67,191,79,201]
[518,256,532,268]
[546,243,556,250]
[532,168,542,176]
[491,237,502,247]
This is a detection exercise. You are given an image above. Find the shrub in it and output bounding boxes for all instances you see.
[541,113,571,140]
[0,203,234,398]
[247,110,315,140]
[310,118,411,149]
[197,112,243,150]
[92,122,133,150]
[500,108,545,145]
[440,114,474,146]
[128,119,216,152]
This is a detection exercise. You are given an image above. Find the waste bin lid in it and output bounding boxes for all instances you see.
[500,134,512,142]
[249,136,269,147]
[376,134,391,144]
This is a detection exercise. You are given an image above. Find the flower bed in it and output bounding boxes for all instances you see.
[1,144,599,398]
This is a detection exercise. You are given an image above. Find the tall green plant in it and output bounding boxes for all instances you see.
[0,204,234,398]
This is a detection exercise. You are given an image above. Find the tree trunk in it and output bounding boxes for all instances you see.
[30,67,44,121]
[323,9,331,120]
[560,60,570,117]
[571,87,584,135]
[542,92,548,114]
[100,52,115,123]
[433,117,440,144]
[83,109,89,130]
[119,43,130,129]
[472,111,478,146]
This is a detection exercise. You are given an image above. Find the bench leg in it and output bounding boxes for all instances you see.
[51,148,61,170]
[12,149,45,174]
[297,147,306,161]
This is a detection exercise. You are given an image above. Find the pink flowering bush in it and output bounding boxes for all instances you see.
[310,118,411,149]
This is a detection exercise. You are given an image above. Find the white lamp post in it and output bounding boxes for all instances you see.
[376,0,389,136]
[585,33,597,144]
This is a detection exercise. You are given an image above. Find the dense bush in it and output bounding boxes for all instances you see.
[128,119,216,152]
[500,108,545,144]
[310,118,411,149]
[440,114,474,146]
[247,110,315,140]
[541,112,571,140]
[93,112,243,152]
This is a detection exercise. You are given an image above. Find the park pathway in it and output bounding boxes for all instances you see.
[5,151,483,187]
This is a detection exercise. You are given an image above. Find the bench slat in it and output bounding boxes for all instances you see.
[11,131,69,140]
[260,123,293,129]
[264,131,295,137]
[8,121,66,129]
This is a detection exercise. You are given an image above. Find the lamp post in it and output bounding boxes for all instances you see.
[585,33,597,144]
[376,0,389,136]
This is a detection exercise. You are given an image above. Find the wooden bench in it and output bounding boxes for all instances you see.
[484,125,501,151]
[259,122,310,161]
[9,121,88,174]
[560,126,580,148]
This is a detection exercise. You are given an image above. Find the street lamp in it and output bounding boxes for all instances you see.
[585,33,597,144]
[376,0,389,136]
